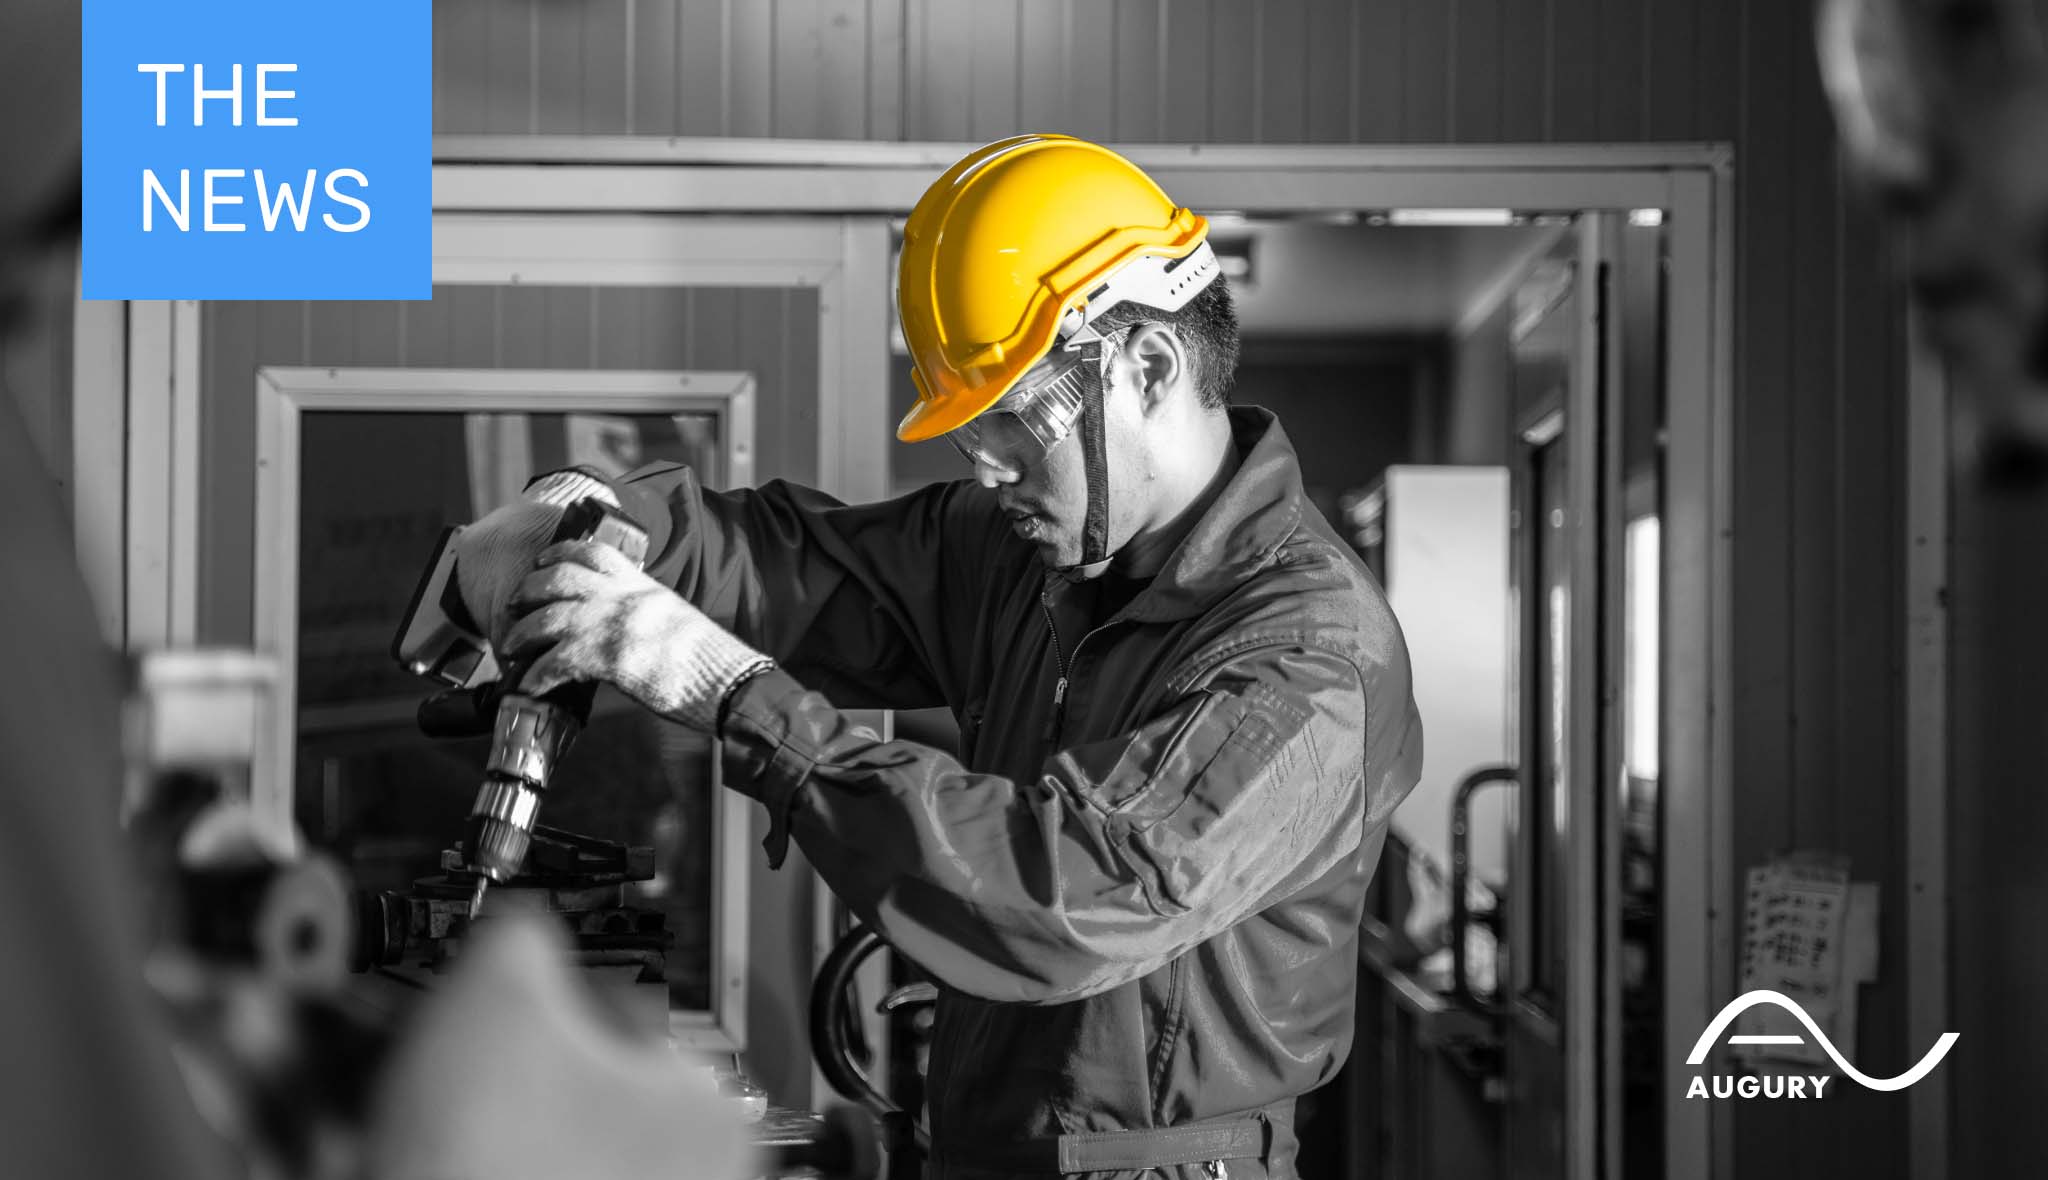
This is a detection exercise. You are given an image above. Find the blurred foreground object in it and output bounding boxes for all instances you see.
[1818,0,2048,482]
[0,0,77,319]
[0,397,230,1180]
[127,649,754,1180]
[126,650,386,1179]
[367,914,750,1180]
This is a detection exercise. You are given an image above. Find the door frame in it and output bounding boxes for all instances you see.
[90,140,1734,1180]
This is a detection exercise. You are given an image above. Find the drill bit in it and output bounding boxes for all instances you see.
[467,876,489,920]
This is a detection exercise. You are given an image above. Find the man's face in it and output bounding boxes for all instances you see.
[973,340,1153,570]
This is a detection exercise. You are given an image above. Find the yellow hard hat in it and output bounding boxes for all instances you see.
[895,135,1218,443]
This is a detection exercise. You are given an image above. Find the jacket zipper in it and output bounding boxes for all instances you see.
[1040,590,1070,742]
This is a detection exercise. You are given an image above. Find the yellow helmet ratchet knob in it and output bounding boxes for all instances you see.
[895,134,1212,443]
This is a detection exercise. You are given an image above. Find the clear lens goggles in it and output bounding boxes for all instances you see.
[948,329,1126,475]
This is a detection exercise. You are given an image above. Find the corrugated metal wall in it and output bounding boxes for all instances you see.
[419,3,1905,1175]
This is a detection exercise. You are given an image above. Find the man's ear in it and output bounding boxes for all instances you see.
[1124,323,1186,415]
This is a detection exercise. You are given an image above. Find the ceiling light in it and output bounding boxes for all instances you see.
[1385,208,1518,227]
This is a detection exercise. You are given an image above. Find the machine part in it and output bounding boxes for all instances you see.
[352,827,670,995]
[191,855,353,994]
[123,649,277,825]
[1450,764,1519,1010]
[810,924,931,1155]
[754,1104,888,1180]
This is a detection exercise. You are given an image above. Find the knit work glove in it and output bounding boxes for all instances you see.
[453,471,620,650]
[499,539,774,733]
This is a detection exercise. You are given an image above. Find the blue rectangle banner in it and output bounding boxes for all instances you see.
[82,0,431,299]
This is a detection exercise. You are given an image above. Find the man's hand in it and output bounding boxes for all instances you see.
[500,540,771,732]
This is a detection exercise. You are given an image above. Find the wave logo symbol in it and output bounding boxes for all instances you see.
[1686,989,1958,1092]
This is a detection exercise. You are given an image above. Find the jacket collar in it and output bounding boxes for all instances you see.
[1047,406,1307,623]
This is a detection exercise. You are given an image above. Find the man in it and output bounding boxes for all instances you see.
[468,134,1424,1179]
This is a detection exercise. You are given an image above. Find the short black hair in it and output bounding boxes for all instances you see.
[1090,275,1240,411]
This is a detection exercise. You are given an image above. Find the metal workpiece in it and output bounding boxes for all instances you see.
[484,693,581,786]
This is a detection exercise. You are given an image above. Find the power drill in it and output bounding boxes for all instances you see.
[392,495,650,918]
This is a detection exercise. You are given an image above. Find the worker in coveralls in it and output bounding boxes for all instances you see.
[461,134,1426,1180]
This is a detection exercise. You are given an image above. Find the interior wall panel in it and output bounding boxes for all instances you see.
[581,1,631,135]
[865,0,906,139]
[1300,0,1352,145]
[675,0,726,136]
[1449,0,1503,143]
[728,0,776,138]
[435,0,491,134]
[482,0,534,136]
[1398,0,1449,143]
[1010,0,1059,139]
[1112,0,1163,143]
[1256,0,1312,145]
[401,284,455,369]
[963,0,1020,141]
[532,0,580,135]
[1352,1,1405,144]
[815,0,876,141]
[1204,2,1257,143]
[632,0,680,135]
[1065,1,1119,144]
[1646,0,1699,141]
[1160,0,1213,143]
[1727,0,1796,997]
[1597,0,1650,144]
[1548,0,1604,142]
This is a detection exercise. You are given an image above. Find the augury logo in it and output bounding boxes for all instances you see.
[1685,989,1958,1099]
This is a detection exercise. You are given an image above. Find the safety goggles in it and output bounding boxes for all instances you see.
[947,327,1129,476]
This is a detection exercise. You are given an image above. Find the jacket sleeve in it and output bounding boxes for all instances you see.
[717,639,1421,1005]
[601,463,1010,713]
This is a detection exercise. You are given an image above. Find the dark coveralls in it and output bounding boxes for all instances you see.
[597,407,1424,1179]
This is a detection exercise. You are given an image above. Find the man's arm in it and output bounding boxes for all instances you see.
[485,464,1011,713]
[717,642,1423,1005]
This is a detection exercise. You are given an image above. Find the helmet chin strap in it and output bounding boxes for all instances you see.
[1055,353,1115,582]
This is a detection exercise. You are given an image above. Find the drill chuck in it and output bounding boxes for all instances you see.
[462,692,581,886]
[464,777,543,883]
